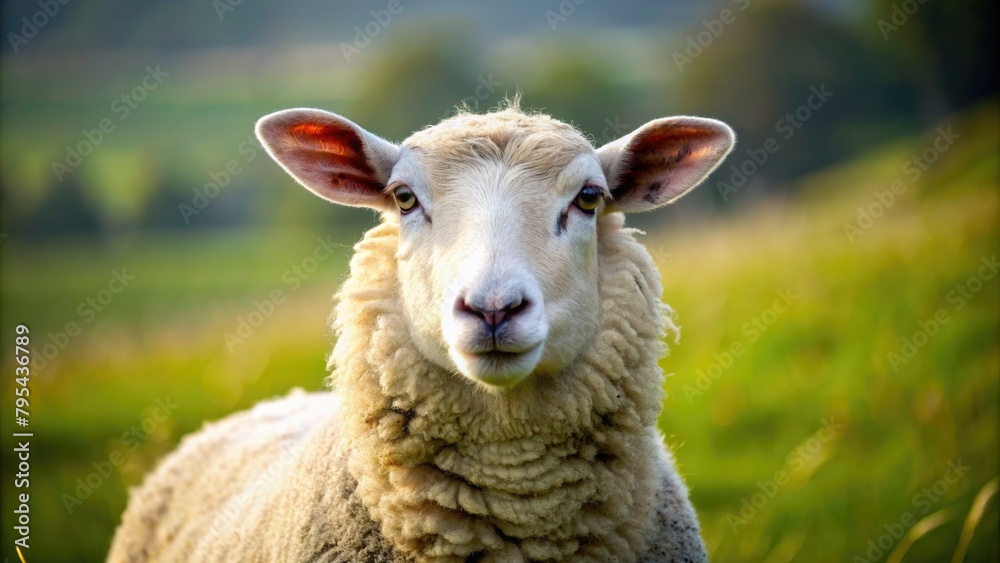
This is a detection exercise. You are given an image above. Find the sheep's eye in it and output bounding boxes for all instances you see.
[574,185,602,213]
[393,186,418,213]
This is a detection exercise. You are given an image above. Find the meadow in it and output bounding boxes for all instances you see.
[1,102,996,562]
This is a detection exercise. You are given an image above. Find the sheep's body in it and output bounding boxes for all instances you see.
[109,217,705,562]
[110,105,734,562]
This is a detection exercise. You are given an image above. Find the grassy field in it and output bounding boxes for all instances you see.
[1,102,997,562]
[656,102,999,562]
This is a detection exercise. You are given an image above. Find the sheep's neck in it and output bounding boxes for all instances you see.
[330,217,671,562]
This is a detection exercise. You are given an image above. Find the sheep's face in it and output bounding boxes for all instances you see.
[257,107,735,389]
[389,141,606,387]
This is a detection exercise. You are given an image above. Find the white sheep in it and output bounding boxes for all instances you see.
[108,100,735,562]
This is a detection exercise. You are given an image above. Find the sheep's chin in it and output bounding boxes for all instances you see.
[450,344,544,389]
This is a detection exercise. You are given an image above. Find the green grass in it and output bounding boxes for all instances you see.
[656,101,999,562]
[1,102,997,562]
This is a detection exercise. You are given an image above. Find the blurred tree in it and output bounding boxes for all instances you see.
[672,0,927,197]
[348,24,479,140]
[78,149,158,234]
[870,0,998,111]
[0,178,102,236]
[519,48,645,143]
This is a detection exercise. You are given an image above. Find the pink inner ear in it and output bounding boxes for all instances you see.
[275,121,386,204]
[613,123,728,209]
[285,123,374,176]
[290,123,358,157]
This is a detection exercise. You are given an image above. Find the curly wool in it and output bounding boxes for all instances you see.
[327,211,687,561]
[108,213,705,563]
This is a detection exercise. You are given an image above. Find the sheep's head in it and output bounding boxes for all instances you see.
[257,106,734,389]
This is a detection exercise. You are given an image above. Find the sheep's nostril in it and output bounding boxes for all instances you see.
[507,298,527,317]
[458,296,529,333]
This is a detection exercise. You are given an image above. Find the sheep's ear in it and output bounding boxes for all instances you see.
[596,117,735,213]
[256,108,399,210]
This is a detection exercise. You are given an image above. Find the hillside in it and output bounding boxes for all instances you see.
[0,101,996,562]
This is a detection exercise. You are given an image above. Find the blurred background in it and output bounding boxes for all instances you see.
[1,0,997,561]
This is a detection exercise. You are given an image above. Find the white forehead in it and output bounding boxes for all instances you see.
[388,148,605,205]
[554,153,608,193]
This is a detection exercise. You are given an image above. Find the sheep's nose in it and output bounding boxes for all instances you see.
[457,294,529,333]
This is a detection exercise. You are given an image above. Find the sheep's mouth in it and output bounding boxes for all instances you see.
[479,350,525,360]
[452,343,544,388]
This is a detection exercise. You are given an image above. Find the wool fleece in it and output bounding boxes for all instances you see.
[108,212,705,562]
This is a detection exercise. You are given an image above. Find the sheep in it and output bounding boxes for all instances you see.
[108,100,735,563]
